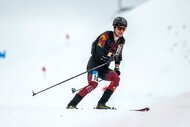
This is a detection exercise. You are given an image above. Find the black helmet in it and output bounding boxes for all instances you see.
[113,17,127,27]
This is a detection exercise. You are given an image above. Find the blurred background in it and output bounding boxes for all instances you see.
[0,0,154,107]
[0,0,190,126]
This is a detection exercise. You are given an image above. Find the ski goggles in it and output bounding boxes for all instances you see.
[117,26,126,31]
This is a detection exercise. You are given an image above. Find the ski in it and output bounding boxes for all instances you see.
[66,107,150,111]
[93,107,150,111]
[93,107,117,110]
[130,107,150,112]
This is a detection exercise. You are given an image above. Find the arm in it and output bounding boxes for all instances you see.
[95,33,111,60]
[115,43,124,64]
[114,42,125,75]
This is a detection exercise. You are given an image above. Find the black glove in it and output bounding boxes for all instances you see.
[108,56,114,62]
[114,67,120,75]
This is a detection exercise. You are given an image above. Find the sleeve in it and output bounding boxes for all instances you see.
[95,32,109,58]
[115,39,125,65]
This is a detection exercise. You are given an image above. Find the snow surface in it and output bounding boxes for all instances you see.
[0,0,190,126]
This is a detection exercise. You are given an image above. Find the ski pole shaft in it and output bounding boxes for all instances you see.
[32,61,110,96]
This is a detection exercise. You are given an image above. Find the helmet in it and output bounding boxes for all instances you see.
[113,17,127,27]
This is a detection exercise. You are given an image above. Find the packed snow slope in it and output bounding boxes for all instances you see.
[0,0,190,127]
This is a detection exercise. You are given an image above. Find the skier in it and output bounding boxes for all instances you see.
[67,17,127,109]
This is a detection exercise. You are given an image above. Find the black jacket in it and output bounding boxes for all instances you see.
[91,31,125,64]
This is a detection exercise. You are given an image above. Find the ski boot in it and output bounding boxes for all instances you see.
[66,104,78,109]
[96,103,111,109]
[96,89,113,109]
[66,94,83,109]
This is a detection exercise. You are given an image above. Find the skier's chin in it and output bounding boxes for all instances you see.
[117,34,123,37]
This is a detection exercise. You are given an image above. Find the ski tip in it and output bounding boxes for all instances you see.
[131,107,150,112]
[141,107,150,112]
[145,107,150,111]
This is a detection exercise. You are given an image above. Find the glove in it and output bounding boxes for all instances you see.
[108,56,114,62]
[114,67,120,75]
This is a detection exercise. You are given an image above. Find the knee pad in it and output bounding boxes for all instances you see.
[88,81,98,90]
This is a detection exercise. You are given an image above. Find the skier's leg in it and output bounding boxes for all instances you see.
[97,70,120,109]
[66,94,83,109]
[67,71,98,109]
[104,71,120,92]
[78,70,98,97]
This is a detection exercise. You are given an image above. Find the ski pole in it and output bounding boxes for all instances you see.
[32,44,123,96]
[32,61,110,96]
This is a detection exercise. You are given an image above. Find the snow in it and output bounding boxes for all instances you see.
[0,93,190,127]
[85,93,190,127]
[0,0,190,126]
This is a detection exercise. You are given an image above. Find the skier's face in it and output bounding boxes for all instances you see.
[115,26,126,37]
